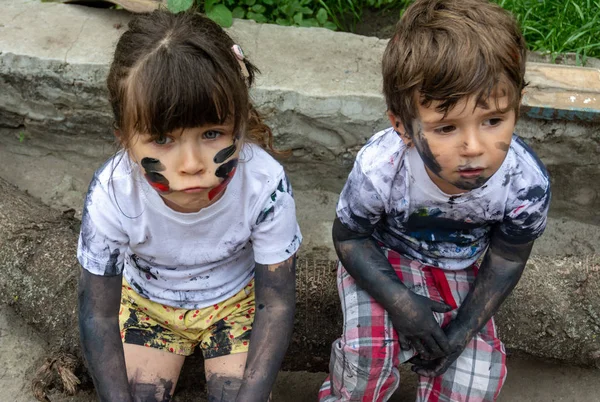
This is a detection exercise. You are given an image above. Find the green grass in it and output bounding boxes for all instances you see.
[324,0,600,64]
[494,0,600,64]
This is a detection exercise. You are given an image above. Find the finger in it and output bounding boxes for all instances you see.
[428,300,453,313]
[408,337,430,359]
[431,328,453,355]
[422,335,444,359]
[411,356,448,378]
[397,333,412,351]
[429,357,455,377]
[408,356,436,367]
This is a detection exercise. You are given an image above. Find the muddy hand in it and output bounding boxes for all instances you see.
[388,292,452,359]
[409,321,469,377]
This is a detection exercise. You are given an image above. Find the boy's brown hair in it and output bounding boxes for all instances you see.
[382,0,527,132]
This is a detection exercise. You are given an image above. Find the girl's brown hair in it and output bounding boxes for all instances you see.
[382,0,528,132]
[107,10,274,151]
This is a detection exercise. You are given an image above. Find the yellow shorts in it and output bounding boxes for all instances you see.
[119,279,255,358]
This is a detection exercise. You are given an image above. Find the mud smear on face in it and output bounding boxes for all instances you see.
[411,123,491,191]
[409,123,442,175]
[495,141,510,152]
[141,157,170,193]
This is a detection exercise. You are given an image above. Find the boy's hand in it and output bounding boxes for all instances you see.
[388,292,453,359]
[408,321,470,377]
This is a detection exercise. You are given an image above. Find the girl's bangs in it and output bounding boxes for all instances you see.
[123,51,241,139]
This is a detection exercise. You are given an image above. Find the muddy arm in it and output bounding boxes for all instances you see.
[451,234,533,340]
[78,269,132,401]
[332,217,452,357]
[235,255,296,402]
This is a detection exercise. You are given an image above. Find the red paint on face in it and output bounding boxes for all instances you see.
[146,178,170,193]
[208,167,237,200]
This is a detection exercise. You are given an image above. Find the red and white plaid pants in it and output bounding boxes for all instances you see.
[319,248,507,402]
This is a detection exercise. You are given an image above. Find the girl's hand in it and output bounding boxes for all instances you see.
[235,255,296,402]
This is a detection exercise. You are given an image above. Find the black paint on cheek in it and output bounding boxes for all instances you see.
[215,158,239,179]
[213,144,237,164]
[145,171,170,189]
[495,141,510,152]
[141,157,165,172]
[413,126,442,175]
[141,157,170,192]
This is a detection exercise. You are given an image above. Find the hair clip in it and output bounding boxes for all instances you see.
[231,44,249,80]
[232,44,245,61]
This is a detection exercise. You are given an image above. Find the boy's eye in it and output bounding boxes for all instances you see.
[485,118,503,126]
[434,125,456,134]
[203,130,221,140]
[154,136,173,145]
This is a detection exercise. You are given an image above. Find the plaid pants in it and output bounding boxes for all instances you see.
[318,248,507,402]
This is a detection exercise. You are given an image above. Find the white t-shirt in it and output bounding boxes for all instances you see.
[337,128,551,270]
[77,144,302,309]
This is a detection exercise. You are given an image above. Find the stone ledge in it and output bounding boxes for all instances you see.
[1,0,599,141]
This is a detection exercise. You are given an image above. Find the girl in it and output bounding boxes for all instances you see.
[77,10,301,402]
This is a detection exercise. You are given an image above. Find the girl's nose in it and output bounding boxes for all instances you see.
[178,145,207,175]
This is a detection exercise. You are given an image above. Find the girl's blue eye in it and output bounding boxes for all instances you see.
[154,136,173,145]
[203,130,221,140]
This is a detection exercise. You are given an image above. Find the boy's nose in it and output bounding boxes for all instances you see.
[178,145,207,175]
[461,129,485,157]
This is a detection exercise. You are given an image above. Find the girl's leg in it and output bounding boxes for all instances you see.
[205,352,248,402]
[124,343,186,401]
[318,259,402,402]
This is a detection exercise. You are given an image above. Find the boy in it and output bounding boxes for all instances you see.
[319,0,550,401]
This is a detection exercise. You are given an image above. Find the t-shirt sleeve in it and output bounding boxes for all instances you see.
[251,172,302,265]
[336,160,385,234]
[497,183,551,244]
[77,176,129,276]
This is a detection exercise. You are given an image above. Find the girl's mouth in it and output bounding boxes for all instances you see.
[181,187,209,194]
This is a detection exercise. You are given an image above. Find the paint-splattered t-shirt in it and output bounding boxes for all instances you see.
[77,144,302,309]
[337,128,550,270]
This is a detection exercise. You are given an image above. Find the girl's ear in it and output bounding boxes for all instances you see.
[387,111,413,148]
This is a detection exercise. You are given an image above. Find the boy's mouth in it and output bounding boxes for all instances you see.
[458,167,484,178]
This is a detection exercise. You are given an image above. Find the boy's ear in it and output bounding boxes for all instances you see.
[387,111,413,148]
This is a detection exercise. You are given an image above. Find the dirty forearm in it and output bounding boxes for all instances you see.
[78,269,132,402]
[332,218,410,309]
[236,256,296,402]
[451,235,534,341]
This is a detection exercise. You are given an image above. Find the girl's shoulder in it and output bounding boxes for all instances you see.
[239,143,286,185]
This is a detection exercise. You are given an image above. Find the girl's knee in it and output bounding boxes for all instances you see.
[206,374,244,402]
[129,377,176,401]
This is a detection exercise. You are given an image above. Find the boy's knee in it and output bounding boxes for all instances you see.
[206,374,244,402]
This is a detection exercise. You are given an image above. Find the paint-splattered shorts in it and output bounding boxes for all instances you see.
[119,279,255,359]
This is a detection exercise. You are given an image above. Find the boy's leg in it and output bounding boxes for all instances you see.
[415,269,507,402]
[318,254,403,402]
[124,343,185,401]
